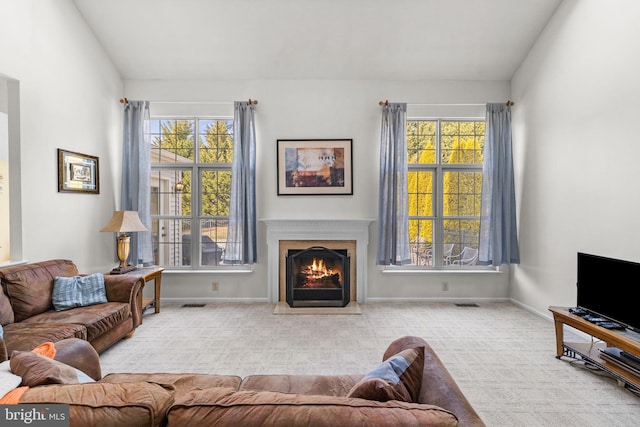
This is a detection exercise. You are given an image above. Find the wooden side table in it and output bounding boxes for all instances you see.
[121,267,164,314]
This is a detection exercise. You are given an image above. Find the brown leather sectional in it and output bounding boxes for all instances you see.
[0,259,144,360]
[17,336,485,426]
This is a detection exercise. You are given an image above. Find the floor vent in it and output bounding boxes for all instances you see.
[455,303,479,307]
[182,303,206,308]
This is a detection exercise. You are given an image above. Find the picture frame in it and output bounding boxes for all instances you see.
[277,139,353,195]
[57,149,100,194]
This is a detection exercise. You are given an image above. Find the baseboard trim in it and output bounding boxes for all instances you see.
[364,297,510,303]
[160,297,270,304]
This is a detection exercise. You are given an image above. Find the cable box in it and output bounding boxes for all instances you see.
[599,347,640,377]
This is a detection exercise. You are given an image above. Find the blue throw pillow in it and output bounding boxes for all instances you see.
[52,273,108,311]
[347,346,424,402]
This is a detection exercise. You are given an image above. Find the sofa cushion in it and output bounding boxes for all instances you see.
[0,260,78,322]
[347,346,424,403]
[0,285,14,325]
[167,387,458,427]
[10,350,95,386]
[240,374,361,397]
[2,322,87,355]
[21,302,129,342]
[52,273,107,311]
[20,381,174,427]
[102,373,243,398]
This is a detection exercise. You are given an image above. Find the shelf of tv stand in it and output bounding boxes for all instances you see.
[549,306,640,391]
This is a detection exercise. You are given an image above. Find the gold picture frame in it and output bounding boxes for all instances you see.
[57,149,100,194]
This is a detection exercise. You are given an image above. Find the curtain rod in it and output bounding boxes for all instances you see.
[119,98,258,105]
[378,100,515,107]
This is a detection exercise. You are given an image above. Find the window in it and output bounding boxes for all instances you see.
[407,119,485,268]
[149,118,233,269]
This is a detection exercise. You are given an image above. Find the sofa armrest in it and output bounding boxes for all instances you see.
[103,274,145,329]
[53,338,102,381]
[383,336,485,427]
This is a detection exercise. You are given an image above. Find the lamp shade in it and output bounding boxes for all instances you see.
[100,211,148,233]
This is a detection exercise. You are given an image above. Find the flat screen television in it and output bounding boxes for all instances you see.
[577,252,640,332]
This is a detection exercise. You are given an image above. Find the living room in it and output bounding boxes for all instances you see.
[1,0,640,424]
[3,0,639,317]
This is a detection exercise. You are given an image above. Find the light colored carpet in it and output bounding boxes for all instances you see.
[272,301,362,314]
[99,302,640,426]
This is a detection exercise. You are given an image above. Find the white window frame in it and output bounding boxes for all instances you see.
[396,117,494,271]
[149,116,239,271]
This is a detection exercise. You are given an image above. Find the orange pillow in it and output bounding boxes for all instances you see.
[30,342,56,359]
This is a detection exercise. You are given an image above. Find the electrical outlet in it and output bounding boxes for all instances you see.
[442,281,449,292]
[211,281,219,291]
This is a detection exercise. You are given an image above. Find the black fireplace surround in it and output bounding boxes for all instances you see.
[286,246,350,307]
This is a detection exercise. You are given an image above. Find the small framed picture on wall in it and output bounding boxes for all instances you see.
[57,149,100,194]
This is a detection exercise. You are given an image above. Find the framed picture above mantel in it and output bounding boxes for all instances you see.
[277,139,353,195]
[57,149,100,194]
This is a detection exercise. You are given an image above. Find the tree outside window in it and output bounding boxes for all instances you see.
[149,118,234,269]
[407,120,485,268]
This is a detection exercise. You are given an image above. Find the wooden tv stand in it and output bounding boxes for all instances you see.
[549,306,640,390]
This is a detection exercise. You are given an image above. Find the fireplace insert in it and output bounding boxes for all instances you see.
[286,246,350,307]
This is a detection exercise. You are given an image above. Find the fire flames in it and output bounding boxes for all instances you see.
[308,258,330,277]
[298,257,341,288]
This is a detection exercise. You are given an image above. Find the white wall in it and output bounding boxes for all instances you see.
[1,0,512,302]
[511,0,640,317]
[0,0,123,271]
[0,111,8,260]
[125,79,511,302]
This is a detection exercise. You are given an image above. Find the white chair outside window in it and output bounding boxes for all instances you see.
[450,246,479,266]
[442,243,455,265]
[411,237,432,266]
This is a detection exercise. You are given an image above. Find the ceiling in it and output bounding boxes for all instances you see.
[72,0,562,81]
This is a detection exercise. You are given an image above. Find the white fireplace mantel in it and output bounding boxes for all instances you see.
[261,219,374,303]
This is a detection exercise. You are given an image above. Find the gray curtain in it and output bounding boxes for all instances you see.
[376,102,411,266]
[479,103,520,265]
[121,101,153,266]
[223,101,257,264]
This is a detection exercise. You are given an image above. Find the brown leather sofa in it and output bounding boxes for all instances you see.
[0,259,144,360]
[12,336,485,426]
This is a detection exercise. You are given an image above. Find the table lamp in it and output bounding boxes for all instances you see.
[101,210,148,274]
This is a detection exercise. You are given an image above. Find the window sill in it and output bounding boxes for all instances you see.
[381,266,501,274]
[163,268,254,274]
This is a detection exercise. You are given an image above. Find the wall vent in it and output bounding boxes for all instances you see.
[455,303,479,307]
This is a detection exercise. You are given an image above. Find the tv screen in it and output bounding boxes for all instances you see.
[577,252,640,332]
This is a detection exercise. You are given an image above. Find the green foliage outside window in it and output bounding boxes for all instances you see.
[152,119,233,218]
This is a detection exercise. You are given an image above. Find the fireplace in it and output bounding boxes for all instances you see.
[262,219,374,304]
[286,246,350,307]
